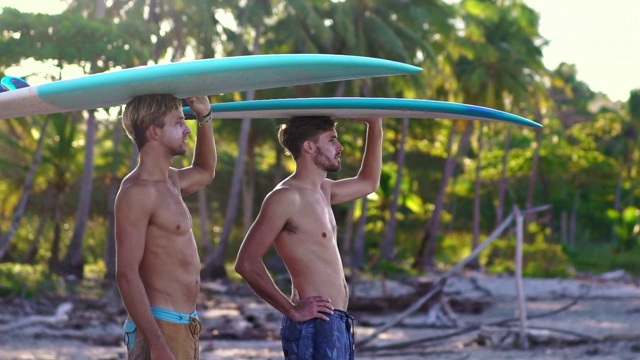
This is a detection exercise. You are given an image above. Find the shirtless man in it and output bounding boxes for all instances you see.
[115,94,216,360]
[235,115,382,359]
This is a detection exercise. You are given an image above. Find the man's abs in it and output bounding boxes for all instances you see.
[293,273,349,311]
[139,233,201,313]
[278,243,349,310]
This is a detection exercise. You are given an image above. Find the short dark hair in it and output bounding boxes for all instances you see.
[278,116,336,159]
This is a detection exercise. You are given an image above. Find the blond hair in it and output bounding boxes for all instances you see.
[122,94,181,150]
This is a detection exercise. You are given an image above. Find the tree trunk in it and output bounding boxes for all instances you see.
[561,211,567,243]
[48,192,64,272]
[495,128,512,227]
[569,190,580,248]
[380,117,409,261]
[60,112,97,278]
[469,123,483,270]
[0,118,50,260]
[201,21,263,280]
[201,114,251,279]
[105,118,123,279]
[24,189,54,264]
[414,122,473,270]
[525,128,542,226]
[197,188,213,256]
[242,128,257,233]
[611,177,622,245]
[341,201,356,268]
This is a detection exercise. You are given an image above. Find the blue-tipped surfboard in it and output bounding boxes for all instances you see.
[0,54,421,119]
[184,97,541,128]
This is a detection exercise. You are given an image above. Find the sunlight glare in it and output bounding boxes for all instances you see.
[0,0,67,14]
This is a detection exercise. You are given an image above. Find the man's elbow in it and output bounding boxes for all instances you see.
[234,259,248,279]
[366,178,381,194]
[115,268,134,290]
[206,169,216,184]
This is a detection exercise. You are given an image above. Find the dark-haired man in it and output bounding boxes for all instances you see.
[235,115,382,359]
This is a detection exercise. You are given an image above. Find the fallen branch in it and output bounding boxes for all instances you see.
[359,299,578,352]
[19,326,122,346]
[356,212,515,349]
[0,302,72,333]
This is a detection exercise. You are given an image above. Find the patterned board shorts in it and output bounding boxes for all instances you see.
[280,310,356,360]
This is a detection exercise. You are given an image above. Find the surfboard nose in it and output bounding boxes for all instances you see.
[1,76,30,91]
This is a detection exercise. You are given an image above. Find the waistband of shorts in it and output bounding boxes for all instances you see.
[150,307,198,324]
[333,309,356,320]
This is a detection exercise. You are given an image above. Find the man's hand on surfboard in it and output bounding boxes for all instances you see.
[347,117,383,125]
[183,96,211,118]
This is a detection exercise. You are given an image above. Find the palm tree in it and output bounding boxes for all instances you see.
[470,122,484,269]
[379,118,409,261]
[414,0,547,269]
[41,115,83,272]
[0,118,51,260]
[201,0,270,279]
[414,121,474,269]
[59,112,97,277]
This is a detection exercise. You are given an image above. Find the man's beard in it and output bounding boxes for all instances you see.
[314,148,340,172]
[171,140,188,156]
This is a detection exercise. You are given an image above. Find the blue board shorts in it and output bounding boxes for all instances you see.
[280,310,356,360]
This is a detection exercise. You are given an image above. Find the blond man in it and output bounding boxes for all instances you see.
[116,94,216,360]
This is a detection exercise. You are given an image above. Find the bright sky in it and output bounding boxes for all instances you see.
[1,0,638,102]
[525,0,639,102]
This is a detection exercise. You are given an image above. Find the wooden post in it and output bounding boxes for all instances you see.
[357,211,516,348]
[514,205,529,349]
[561,211,567,243]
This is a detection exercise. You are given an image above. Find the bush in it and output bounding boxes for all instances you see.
[0,263,61,297]
[486,237,569,278]
[565,245,640,277]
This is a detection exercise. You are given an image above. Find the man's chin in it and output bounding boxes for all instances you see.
[173,148,187,156]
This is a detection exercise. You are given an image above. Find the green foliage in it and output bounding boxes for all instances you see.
[607,206,640,251]
[0,263,61,297]
[436,232,475,266]
[522,237,570,278]
[565,245,640,277]
[0,0,637,285]
[374,259,419,279]
[486,236,569,278]
[0,8,153,70]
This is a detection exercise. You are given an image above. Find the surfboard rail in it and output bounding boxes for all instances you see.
[183,97,542,128]
[0,54,422,119]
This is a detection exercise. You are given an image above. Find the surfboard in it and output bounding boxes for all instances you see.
[0,54,421,119]
[184,97,541,128]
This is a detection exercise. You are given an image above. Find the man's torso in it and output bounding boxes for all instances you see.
[274,183,349,310]
[130,175,201,313]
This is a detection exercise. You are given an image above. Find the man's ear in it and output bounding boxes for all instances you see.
[146,125,160,141]
[302,140,315,154]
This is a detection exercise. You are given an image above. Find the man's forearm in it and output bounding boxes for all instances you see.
[117,274,166,346]
[192,121,217,177]
[237,262,294,317]
[359,121,383,187]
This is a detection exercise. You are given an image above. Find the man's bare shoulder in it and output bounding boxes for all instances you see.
[116,173,160,208]
[263,183,300,207]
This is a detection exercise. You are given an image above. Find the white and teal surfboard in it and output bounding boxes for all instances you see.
[0,54,421,119]
[184,97,541,128]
